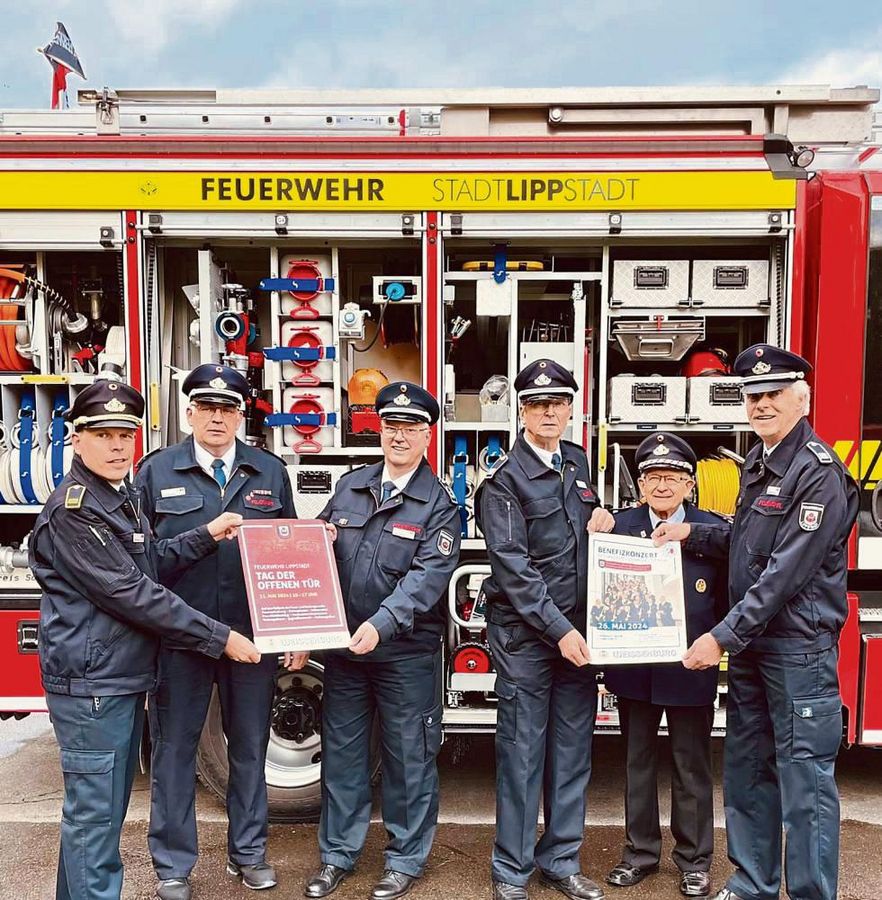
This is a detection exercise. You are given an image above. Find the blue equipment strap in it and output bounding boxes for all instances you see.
[258,277,336,293]
[493,244,508,285]
[453,435,469,536]
[263,346,337,363]
[264,412,338,428]
[19,392,38,504]
[50,395,69,487]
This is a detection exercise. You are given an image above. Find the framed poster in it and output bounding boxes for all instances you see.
[587,532,688,665]
[239,519,350,653]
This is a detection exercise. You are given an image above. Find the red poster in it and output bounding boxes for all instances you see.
[239,519,350,653]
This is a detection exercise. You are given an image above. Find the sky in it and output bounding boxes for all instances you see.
[1,1,881,108]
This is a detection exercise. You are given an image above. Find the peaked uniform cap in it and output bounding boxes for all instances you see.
[635,432,697,475]
[182,364,249,407]
[514,359,578,403]
[68,380,144,430]
[733,344,812,395]
[375,381,440,425]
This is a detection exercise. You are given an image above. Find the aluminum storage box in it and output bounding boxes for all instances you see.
[691,259,770,308]
[608,375,687,424]
[289,465,350,518]
[687,376,749,424]
[611,259,690,308]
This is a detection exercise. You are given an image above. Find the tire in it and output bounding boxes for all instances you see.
[195,657,380,823]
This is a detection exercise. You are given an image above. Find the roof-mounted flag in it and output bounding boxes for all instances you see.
[38,23,86,110]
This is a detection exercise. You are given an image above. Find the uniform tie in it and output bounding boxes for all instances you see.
[551,452,562,473]
[211,458,227,488]
[381,480,396,503]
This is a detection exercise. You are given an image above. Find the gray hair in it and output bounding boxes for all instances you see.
[790,380,811,415]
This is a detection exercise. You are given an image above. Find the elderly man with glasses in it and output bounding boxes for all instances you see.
[476,359,612,900]
[135,364,297,900]
[594,433,727,898]
[303,382,461,900]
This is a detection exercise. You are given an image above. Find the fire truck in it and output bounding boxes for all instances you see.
[1,85,881,821]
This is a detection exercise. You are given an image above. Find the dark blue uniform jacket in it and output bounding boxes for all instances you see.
[319,459,461,662]
[475,434,599,646]
[603,502,728,707]
[687,418,859,655]
[31,455,229,697]
[135,436,296,638]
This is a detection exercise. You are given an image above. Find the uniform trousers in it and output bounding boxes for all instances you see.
[319,650,443,878]
[724,647,842,900]
[617,697,714,873]
[147,649,278,879]
[488,622,598,886]
[47,692,145,900]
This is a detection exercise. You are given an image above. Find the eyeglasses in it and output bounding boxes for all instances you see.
[642,473,693,487]
[190,402,241,419]
[381,424,429,439]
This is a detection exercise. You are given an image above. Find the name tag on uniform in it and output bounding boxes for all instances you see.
[577,480,588,488]
[767,485,781,496]
[132,533,146,544]
[161,487,186,498]
[392,523,421,540]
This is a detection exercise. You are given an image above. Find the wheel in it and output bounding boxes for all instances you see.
[196,658,325,823]
[195,658,380,823]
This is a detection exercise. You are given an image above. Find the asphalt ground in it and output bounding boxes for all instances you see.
[1,721,880,899]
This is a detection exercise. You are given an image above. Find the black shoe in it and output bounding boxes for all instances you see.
[227,860,278,891]
[370,870,418,900]
[680,872,711,897]
[492,882,529,900]
[539,873,605,900]
[156,879,191,900]
[605,862,659,887]
[304,864,349,898]
[710,890,746,900]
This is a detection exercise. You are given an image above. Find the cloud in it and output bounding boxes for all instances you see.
[256,0,663,92]
[102,0,246,55]
[779,28,882,89]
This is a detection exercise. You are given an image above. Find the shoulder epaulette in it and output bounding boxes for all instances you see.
[134,446,163,474]
[438,477,458,504]
[64,484,86,509]
[479,453,510,481]
[806,441,833,464]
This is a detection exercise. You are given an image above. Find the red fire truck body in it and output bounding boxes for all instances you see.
[0,86,879,819]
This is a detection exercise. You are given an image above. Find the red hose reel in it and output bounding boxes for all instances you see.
[286,260,324,319]
[287,326,324,386]
[450,642,492,674]
[288,393,326,454]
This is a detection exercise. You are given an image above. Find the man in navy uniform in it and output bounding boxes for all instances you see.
[31,379,260,900]
[303,382,461,900]
[598,434,727,898]
[475,359,613,900]
[654,345,859,900]
[135,364,298,899]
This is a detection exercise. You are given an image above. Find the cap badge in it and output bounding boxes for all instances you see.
[393,393,412,406]
[752,361,771,375]
[534,373,551,386]
[209,377,229,390]
[104,397,127,413]
[653,444,670,456]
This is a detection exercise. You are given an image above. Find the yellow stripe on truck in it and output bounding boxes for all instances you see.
[0,170,797,212]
